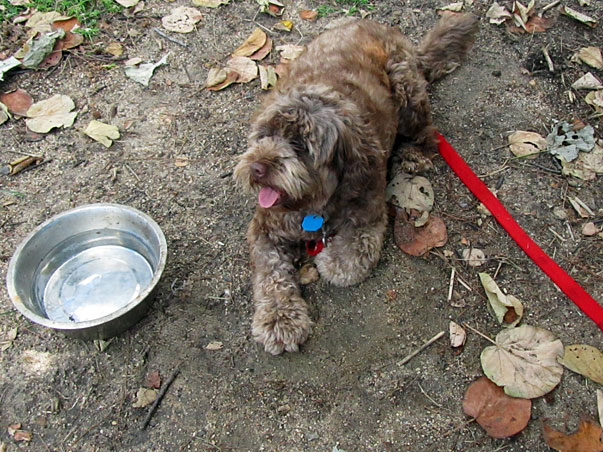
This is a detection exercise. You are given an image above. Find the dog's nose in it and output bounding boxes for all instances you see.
[250,162,267,180]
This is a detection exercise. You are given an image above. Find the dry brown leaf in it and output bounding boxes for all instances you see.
[394,210,447,257]
[557,344,603,385]
[582,222,600,236]
[83,120,120,148]
[386,172,434,213]
[479,273,523,327]
[463,376,531,438]
[543,419,603,452]
[258,64,277,90]
[25,94,77,133]
[572,72,603,90]
[232,28,267,57]
[250,36,272,61]
[206,69,238,91]
[561,6,597,28]
[0,89,33,116]
[162,6,202,33]
[462,248,486,267]
[206,341,223,350]
[486,2,512,25]
[105,42,124,57]
[225,56,258,83]
[481,325,564,399]
[449,321,466,348]
[145,370,161,389]
[562,142,603,181]
[508,131,546,158]
[132,387,157,407]
[574,47,603,70]
[12,430,32,442]
[299,9,317,20]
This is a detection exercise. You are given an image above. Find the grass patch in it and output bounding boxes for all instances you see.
[315,0,374,17]
[0,0,122,37]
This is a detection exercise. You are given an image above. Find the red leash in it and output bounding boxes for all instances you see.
[436,132,603,331]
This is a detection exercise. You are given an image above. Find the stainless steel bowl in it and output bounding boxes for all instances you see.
[6,203,167,340]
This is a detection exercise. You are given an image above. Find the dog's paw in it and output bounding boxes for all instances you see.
[252,297,312,355]
[399,146,434,173]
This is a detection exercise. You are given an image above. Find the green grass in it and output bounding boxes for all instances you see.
[316,0,374,17]
[0,0,122,37]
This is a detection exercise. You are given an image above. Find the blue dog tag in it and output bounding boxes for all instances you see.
[302,215,324,232]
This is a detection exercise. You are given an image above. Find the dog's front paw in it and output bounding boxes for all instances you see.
[251,296,312,355]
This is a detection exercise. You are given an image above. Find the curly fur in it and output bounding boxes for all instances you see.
[234,14,478,354]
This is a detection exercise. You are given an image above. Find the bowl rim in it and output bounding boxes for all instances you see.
[6,203,167,331]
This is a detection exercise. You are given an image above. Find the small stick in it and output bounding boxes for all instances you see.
[463,323,497,346]
[542,0,562,13]
[456,275,473,292]
[548,226,566,242]
[418,383,443,408]
[493,261,503,280]
[398,331,445,366]
[152,28,188,48]
[141,365,181,429]
[566,222,575,242]
[542,47,555,73]
[447,268,456,302]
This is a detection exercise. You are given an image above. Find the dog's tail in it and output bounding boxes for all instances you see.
[417,13,478,83]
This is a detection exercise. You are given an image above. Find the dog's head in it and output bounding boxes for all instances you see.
[234,86,370,211]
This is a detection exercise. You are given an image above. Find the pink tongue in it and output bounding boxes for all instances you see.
[258,187,281,208]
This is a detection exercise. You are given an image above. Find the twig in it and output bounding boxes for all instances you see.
[541,47,554,72]
[463,323,497,345]
[141,365,181,429]
[447,268,455,302]
[5,149,44,158]
[442,418,476,438]
[548,226,566,242]
[542,0,562,13]
[398,331,445,366]
[566,222,575,242]
[152,28,188,48]
[418,383,443,408]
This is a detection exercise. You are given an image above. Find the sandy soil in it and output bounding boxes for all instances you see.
[1,1,602,451]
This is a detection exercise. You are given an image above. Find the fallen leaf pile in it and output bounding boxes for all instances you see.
[486,1,553,33]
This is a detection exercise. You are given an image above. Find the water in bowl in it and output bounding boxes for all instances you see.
[34,229,154,323]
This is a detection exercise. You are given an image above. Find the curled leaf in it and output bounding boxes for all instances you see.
[83,120,120,148]
[480,325,564,399]
[259,64,277,90]
[508,130,546,158]
[232,28,267,57]
[479,273,523,327]
[463,376,531,438]
[449,321,466,348]
[125,53,169,86]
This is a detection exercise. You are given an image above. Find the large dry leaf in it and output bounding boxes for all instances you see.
[543,419,603,452]
[162,7,202,33]
[83,120,120,148]
[0,89,33,116]
[557,344,603,385]
[394,211,447,257]
[479,273,523,327]
[225,56,258,83]
[386,172,434,213]
[463,376,531,438]
[25,11,71,33]
[481,325,564,399]
[25,94,77,133]
[125,54,169,86]
[508,131,546,158]
[232,28,267,57]
[573,47,603,70]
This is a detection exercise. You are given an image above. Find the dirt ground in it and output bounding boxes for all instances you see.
[1,0,602,451]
